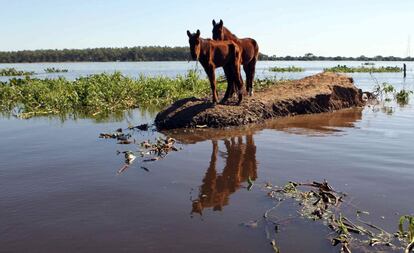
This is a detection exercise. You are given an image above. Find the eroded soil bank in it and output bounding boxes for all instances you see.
[155,72,365,129]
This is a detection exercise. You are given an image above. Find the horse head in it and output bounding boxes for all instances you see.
[187,29,201,60]
[212,19,224,41]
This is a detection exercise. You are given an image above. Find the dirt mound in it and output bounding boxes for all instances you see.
[155,72,364,130]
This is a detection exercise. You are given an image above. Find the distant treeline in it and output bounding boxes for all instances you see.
[260,53,414,62]
[0,47,191,63]
[0,48,412,63]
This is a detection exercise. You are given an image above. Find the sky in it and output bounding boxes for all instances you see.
[0,0,413,57]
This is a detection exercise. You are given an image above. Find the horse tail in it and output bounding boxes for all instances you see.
[229,42,243,94]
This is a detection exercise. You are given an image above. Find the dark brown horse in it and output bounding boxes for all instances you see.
[212,19,259,96]
[187,29,244,104]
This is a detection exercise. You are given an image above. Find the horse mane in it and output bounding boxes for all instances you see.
[223,26,239,40]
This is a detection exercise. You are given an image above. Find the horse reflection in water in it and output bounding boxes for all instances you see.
[191,135,257,215]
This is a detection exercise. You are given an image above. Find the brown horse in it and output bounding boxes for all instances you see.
[187,29,244,105]
[212,19,259,96]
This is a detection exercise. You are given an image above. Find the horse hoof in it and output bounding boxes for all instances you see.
[249,90,254,96]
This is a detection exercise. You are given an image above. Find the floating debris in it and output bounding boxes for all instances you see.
[99,125,182,174]
[123,151,136,164]
[99,132,120,139]
[240,220,259,228]
[128,123,150,131]
[116,151,136,175]
[117,140,133,145]
[99,132,131,140]
[117,164,129,174]
[247,176,254,191]
[143,157,160,162]
[139,137,178,160]
[140,166,150,172]
[260,180,410,253]
[270,239,280,253]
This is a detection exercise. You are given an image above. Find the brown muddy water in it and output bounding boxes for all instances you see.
[1,74,414,253]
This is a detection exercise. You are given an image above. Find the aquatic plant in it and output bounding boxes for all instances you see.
[398,215,414,253]
[260,180,412,253]
[395,89,413,106]
[0,71,207,118]
[371,82,413,106]
[44,67,68,73]
[269,66,304,72]
[373,82,396,99]
[0,68,35,76]
[324,65,402,73]
[0,70,285,118]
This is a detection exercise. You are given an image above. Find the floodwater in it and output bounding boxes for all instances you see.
[1,62,414,252]
[0,60,413,81]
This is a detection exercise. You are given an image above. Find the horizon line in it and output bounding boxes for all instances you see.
[0,46,412,59]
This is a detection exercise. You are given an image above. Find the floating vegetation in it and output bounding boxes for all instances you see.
[44,67,68,73]
[324,65,402,73]
[0,70,286,118]
[247,180,413,253]
[99,124,182,174]
[0,68,34,76]
[269,66,304,72]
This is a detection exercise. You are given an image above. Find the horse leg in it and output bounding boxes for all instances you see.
[234,63,244,105]
[220,65,234,104]
[244,58,257,96]
[206,67,218,104]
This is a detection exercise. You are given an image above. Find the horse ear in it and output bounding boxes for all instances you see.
[219,19,223,27]
[212,19,216,26]
[196,29,200,37]
[187,30,191,37]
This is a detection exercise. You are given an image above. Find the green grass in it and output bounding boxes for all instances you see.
[0,70,285,118]
[0,68,35,76]
[324,65,402,73]
[269,66,304,72]
[44,67,68,73]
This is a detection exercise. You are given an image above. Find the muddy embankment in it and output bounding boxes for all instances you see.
[155,73,365,130]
